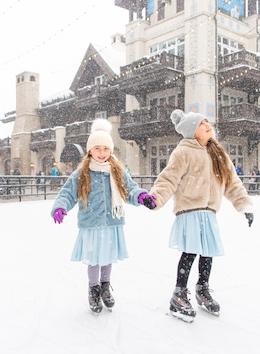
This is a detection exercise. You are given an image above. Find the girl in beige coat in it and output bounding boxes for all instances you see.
[150,109,253,323]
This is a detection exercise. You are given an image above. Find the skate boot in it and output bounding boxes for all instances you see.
[169,286,196,323]
[88,285,103,314]
[100,282,115,311]
[195,283,220,316]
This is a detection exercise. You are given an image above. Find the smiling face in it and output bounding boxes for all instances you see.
[90,145,111,163]
[193,119,213,146]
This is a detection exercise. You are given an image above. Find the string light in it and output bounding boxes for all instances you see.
[45,1,260,82]
[1,0,105,66]
[1,0,21,17]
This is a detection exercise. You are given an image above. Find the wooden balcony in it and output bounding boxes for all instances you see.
[30,129,56,152]
[0,137,11,155]
[218,49,260,91]
[76,84,125,115]
[65,121,91,145]
[218,103,260,147]
[76,85,100,108]
[117,52,185,96]
[119,104,182,155]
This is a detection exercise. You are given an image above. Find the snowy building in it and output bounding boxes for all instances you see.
[1,0,260,176]
[0,43,126,176]
[114,0,260,175]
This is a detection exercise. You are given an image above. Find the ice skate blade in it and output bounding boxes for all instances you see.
[167,310,195,323]
[104,306,113,312]
[198,304,220,317]
[90,308,102,316]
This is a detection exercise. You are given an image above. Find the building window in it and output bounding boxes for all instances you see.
[95,76,104,85]
[229,144,243,168]
[14,137,20,158]
[21,76,24,82]
[30,75,35,82]
[158,0,165,21]
[177,0,184,12]
[4,159,11,175]
[150,143,176,175]
[95,111,107,119]
[150,94,177,107]
[221,93,244,106]
[149,35,185,57]
[218,35,244,56]
[17,78,20,83]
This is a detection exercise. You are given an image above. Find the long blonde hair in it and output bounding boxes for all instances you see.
[206,138,232,188]
[77,154,128,211]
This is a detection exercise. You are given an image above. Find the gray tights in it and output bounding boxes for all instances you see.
[88,264,112,287]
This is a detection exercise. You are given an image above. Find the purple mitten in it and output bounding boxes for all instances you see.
[138,193,156,209]
[53,208,67,224]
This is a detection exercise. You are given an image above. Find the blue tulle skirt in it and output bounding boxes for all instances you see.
[169,211,224,257]
[71,226,129,266]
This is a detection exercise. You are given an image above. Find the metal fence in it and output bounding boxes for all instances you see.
[0,175,259,202]
[0,176,68,202]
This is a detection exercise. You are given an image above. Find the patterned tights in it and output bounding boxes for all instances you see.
[176,252,212,288]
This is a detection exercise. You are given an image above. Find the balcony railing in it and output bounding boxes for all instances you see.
[120,105,176,126]
[0,137,11,154]
[30,129,56,152]
[31,129,55,142]
[218,49,260,70]
[65,121,91,144]
[219,103,260,122]
[120,52,184,75]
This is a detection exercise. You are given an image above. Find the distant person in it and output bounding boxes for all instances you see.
[253,165,260,190]
[36,171,41,192]
[149,110,253,323]
[125,165,131,175]
[248,168,256,190]
[51,119,154,314]
[236,163,244,176]
[40,171,45,190]
[50,166,58,190]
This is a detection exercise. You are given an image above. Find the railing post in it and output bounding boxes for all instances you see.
[44,177,47,200]
[19,177,21,202]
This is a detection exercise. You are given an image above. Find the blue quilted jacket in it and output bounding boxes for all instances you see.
[51,168,147,229]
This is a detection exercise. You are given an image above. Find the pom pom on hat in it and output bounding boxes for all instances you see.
[170,109,185,127]
[171,109,206,139]
[91,118,112,134]
[87,119,114,153]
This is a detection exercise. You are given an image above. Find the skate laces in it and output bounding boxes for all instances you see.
[101,282,113,297]
[176,288,192,307]
[200,286,214,302]
[90,286,100,301]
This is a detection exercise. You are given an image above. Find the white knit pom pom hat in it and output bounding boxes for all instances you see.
[87,119,114,153]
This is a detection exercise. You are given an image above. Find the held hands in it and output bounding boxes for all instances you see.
[245,213,254,227]
[53,208,67,224]
[138,193,156,210]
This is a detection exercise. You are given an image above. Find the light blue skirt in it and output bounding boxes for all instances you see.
[169,211,224,257]
[71,226,129,266]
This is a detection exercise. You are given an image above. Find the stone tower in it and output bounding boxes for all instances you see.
[11,71,40,175]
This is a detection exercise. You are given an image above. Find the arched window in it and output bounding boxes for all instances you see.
[13,168,21,175]
[17,78,20,83]
[4,160,11,175]
[30,75,35,82]
[42,155,55,175]
[21,76,24,82]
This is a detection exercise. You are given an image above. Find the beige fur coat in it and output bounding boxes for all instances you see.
[150,139,252,214]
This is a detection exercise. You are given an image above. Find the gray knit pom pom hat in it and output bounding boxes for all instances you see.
[170,109,206,139]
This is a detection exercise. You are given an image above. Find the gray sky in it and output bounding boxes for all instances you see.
[0,0,128,138]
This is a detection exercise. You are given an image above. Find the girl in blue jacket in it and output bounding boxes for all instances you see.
[51,119,155,314]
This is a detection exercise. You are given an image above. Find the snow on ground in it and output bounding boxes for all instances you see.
[0,196,259,354]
